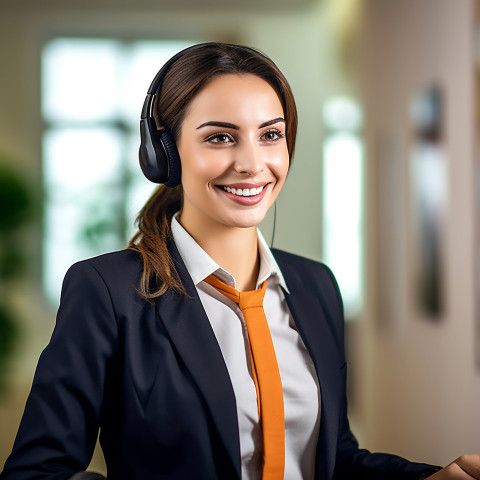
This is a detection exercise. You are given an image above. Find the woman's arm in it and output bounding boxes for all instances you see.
[1,261,119,480]
[332,377,441,479]
[319,265,441,480]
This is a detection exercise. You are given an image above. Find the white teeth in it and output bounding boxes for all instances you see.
[223,185,264,197]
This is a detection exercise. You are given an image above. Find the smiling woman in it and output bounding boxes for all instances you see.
[131,43,297,299]
[177,74,289,289]
[1,42,476,480]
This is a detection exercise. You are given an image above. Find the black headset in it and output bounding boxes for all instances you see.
[139,42,281,246]
[138,44,203,187]
[139,42,275,187]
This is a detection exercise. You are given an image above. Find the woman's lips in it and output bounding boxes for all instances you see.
[216,182,269,205]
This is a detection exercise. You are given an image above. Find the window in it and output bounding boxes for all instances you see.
[42,38,192,303]
[322,96,364,318]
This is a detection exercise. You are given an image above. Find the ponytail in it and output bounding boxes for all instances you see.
[128,185,187,300]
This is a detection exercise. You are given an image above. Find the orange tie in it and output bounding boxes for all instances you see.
[204,274,285,480]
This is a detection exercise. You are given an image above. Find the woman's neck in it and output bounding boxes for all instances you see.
[177,214,259,292]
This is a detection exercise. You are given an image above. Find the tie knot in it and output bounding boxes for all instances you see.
[238,286,266,310]
[204,274,267,311]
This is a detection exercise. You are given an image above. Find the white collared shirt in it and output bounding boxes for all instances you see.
[171,215,321,480]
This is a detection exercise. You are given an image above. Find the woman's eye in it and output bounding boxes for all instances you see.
[262,129,285,142]
[206,133,234,144]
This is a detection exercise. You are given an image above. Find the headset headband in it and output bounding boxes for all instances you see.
[138,42,270,186]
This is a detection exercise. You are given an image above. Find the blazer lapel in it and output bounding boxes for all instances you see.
[274,254,344,480]
[155,238,241,479]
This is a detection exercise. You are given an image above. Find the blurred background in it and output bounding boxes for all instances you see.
[0,0,479,473]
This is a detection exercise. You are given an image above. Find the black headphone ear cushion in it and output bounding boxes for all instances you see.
[159,130,182,187]
[139,117,168,183]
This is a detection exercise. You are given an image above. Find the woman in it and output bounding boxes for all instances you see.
[1,42,479,480]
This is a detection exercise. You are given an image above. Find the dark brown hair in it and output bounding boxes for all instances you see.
[129,42,298,300]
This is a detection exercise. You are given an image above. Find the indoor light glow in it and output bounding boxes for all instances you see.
[322,96,364,319]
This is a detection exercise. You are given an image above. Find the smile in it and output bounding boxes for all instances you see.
[216,182,270,206]
[221,185,265,197]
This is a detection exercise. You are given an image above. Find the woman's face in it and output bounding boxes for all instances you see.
[177,73,289,233]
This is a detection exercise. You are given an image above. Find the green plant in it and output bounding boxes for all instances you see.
[0,159,35,393]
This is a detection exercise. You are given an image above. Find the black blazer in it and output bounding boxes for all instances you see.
[1,240,438,480]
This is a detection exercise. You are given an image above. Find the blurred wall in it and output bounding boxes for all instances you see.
[359,0,480,465]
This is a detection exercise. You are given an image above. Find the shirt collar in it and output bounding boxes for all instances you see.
[171,213,289,293]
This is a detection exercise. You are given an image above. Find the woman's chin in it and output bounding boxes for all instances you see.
[221,211,269,229]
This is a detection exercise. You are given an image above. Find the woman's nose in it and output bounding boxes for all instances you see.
[233,141,265,175]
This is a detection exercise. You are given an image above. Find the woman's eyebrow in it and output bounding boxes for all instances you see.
[259,117,286,128]
[196,118,286,130]
[196,121,239,130]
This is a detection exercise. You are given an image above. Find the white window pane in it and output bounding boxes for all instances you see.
[125,179,158,239]
[43,127,123,190]
[125,132,157,238]
[43,203,81,303]
[120,40,192,126]
[43,196,124,304]
[42,39,121,122]
[322,132,363,318]
[41,37,194,305]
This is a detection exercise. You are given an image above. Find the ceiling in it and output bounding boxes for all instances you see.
[1,0,318,13]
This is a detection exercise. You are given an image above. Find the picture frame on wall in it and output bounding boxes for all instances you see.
[409,84,447,321]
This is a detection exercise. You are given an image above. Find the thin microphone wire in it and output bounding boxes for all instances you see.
[270,201,277,249]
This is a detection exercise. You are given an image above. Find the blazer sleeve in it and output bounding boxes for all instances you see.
[319,267,441,480]
[1,261,119,480]
[333,385,441,479]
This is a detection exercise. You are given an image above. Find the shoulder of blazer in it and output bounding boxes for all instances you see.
[64,249,145,307]
[271,248,345,343]
[78,248,142,279]
[271,248,343,311]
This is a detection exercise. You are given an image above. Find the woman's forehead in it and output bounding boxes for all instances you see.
[182,74,285,127]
